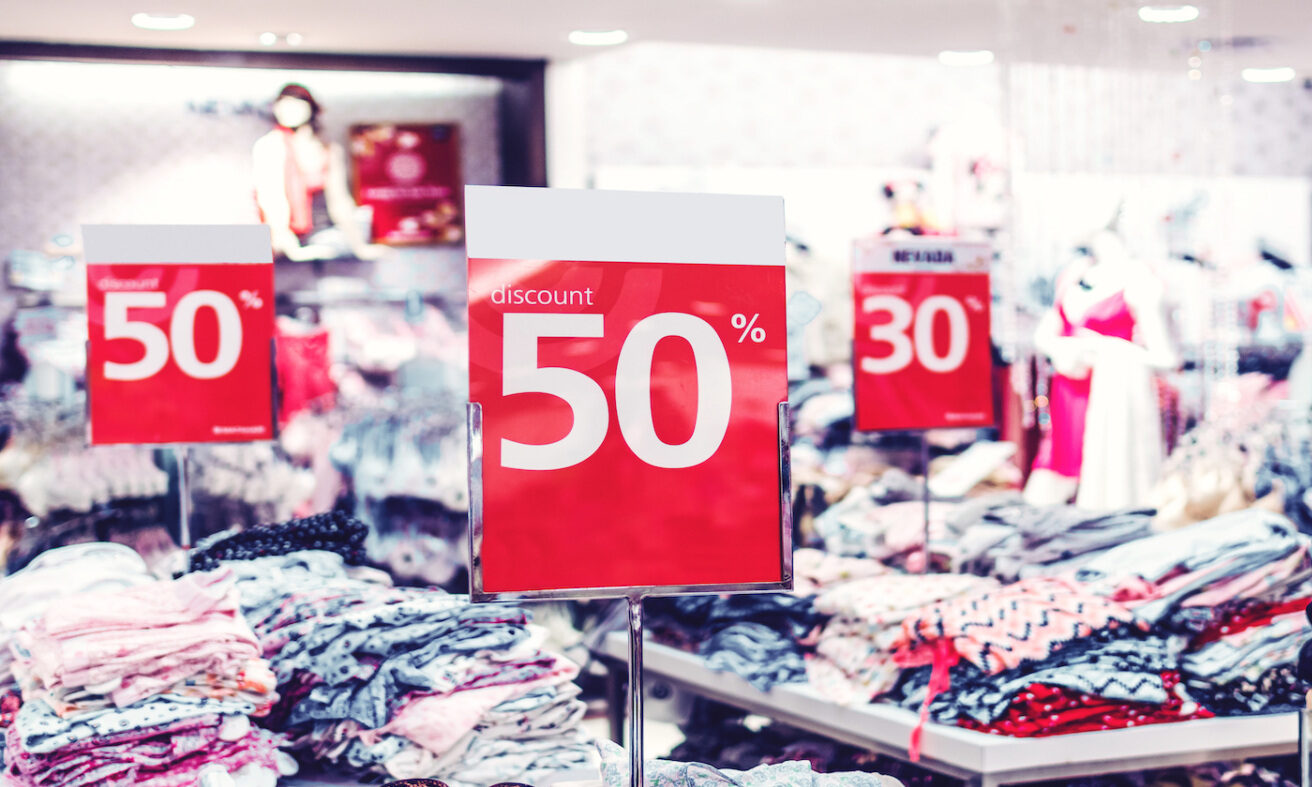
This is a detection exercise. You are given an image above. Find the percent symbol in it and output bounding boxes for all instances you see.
[731,313,767,344]
[239,290,264,310]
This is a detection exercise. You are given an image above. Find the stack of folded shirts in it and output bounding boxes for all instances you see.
[224,551,597,787]
[896,634,1213,736]
[1075,510,1311,624]
[791,548,890,597]
[806,574,998,704]
[645,594,823,691]
[882,578,1218,738]
[1183,601,1311,716]
[952,503,1154,581]
[2,570,289,787]
[814,498,957,571]
[887,576,1143,674]
[0,543,153,741]
[596,739,905,787]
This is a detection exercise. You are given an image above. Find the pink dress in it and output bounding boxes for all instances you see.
[1032,287,1137,479]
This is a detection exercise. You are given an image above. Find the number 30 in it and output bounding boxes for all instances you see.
[860,294,969,375]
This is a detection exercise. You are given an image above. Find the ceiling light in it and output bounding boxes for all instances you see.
[258,32,277,46]
[938,50,995,67]
[131,12,195,31]
[285,32,303,45]
[1188,69,1202,80]
[1242,66,1296,83]
[568,29,628,46]
[1137,5,1199,23]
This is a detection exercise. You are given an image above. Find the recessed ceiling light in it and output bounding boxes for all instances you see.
[1137,5,1199,23]
[285,32,303,46]
[258,32,277,46]
[568,29,628,46]
[938,50,995,67]
[1242,66,1296,83]
[131,12,195,31]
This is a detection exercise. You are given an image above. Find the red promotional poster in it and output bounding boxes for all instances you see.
[83,225,276,446]
[351,123,463,245]
[466,186,790,597]
[852,237,993,432]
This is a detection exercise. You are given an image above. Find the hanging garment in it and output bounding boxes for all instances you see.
[1032,287,1137,479]
[1077,340,1164,510]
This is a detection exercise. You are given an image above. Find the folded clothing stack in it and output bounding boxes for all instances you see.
[791,548,890,597]
[950,502,1155,582]
[1075,510,1310,624]
[597,739,906,787]
[814,498,956,572]
[879,577,1217,740]
[1183,599,1311,716]
[0,543,153,738]
[187,511,369,573]
[806,574,998,704]
[2,569,289,787]
[226,551,596,787]
[895,634,1213,736]
[645,594,823,691]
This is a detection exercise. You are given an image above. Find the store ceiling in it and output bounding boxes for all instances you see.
[2,0,1310,77]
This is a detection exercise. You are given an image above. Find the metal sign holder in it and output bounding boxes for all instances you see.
[467,401,794,787]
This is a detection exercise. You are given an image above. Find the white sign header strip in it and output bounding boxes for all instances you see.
[465,186,784,266]
[83,225,273,265]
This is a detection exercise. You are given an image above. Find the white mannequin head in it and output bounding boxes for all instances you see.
[273,96,313,129]
[1089,229,1132,271]
[272,83,320,130]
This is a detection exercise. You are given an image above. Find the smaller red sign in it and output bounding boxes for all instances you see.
[852,238,993,432]
[83,225,276,446]
[351,123,463,245]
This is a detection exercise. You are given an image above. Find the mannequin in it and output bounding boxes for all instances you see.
[1025,228,1178,508]
[253,84,384,262]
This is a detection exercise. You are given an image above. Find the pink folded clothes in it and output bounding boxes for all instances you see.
[4,712,284,787]
[889,576,1143,675]
[791,549,890,597]
[374,657,581,756]
[12,570,264,710]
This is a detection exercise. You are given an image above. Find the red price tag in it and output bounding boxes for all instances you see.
[852,238,993,431]
[466,187,789,598]
[83,225,276,445]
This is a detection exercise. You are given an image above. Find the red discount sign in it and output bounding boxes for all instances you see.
[852,238,993,432]
[466,187,790,598]
[83,225,276,446]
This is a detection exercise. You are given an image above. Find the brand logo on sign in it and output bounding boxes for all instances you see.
[893,249,954,264]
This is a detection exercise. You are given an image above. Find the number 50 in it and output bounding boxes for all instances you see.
[103,290,243,381]
[501,312,733,471]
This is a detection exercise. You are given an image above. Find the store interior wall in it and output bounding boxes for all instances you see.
[548,42,1312,341]
[0,59,505,296]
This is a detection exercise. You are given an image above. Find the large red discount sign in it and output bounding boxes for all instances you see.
[83,225,276,445]
[466,187,790,598]
[852,238,993,432]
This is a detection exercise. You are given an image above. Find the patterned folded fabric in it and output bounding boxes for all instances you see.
[890,577,1142,675]
[896,634,1185,725]
[957,670,1212,737]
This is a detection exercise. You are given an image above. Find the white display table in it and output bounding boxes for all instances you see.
[596,632,1298,787]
